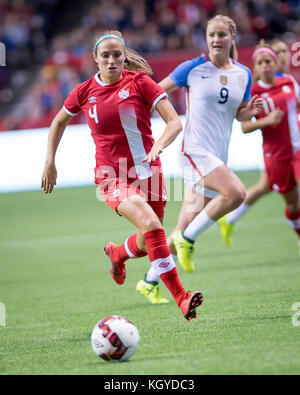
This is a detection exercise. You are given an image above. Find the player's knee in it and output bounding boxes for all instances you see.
[141,216,162,233]
[229,185,247,209]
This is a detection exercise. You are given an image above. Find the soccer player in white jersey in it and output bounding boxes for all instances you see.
[136,15,263,294]
[219,39,300,247]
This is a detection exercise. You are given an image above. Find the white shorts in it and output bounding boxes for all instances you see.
[179,149,224,198]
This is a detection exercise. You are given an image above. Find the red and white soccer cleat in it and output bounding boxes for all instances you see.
[179,291,203,322]
[104,242,126,285]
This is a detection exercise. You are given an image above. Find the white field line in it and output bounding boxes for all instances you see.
[0,216,285,249]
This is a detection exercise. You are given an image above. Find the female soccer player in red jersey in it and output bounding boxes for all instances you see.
[220,41,300,248]
[223,42,300,250]
[41,30,203,321]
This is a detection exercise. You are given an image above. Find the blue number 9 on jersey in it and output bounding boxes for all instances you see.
[218,87,229,104]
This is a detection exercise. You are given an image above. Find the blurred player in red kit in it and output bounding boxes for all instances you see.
[41,30,203,321]
[220,41,300,252]
[220,40,300,247]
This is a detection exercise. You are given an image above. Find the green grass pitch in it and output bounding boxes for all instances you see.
[0,170,300,375]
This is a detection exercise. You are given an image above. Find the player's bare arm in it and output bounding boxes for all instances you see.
[142,98,182,163]
[158,76,179,94]
[241,108,284,134]
[41,108,72,194]
[235,95,264,121]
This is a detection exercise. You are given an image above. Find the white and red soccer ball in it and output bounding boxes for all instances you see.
[91,315,140,362]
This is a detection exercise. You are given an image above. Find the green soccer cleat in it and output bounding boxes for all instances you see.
[136,279,169,304]
[172,230,195,273]
[218,216,234,247]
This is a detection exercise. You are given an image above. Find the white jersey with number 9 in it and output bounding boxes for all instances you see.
[170,54,252,163]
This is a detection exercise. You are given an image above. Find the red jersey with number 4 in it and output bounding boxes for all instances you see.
[64,70,167,181]
[251,76,300,159]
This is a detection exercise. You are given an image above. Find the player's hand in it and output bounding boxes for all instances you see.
[266,108,284,126]
[246,94,264,117]
[142,143,164,163]
[41,162,57,194]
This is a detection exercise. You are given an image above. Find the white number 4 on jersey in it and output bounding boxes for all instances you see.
[89,104,99,124]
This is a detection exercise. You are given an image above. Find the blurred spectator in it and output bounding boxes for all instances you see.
[0,0,59,123]
[0,0,299,131]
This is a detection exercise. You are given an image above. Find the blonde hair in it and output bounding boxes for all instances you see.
[207,15,238,61]
[93,30,153,75]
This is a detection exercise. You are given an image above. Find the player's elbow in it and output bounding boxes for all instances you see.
[51,116,64,130]
[241,122,248,133]
[167,118,183,135]
[241,121,253,133]
[175,118,183,133]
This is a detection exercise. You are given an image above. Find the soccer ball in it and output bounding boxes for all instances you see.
[91,315,140,362]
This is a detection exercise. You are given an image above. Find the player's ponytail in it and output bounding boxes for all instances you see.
[124,47,153,76]
[93,30,153,76]
[207,15,238,61]
[230,43,238,61]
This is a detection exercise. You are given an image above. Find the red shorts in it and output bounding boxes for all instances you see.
[264,150,300,194]
[96,171,167,218]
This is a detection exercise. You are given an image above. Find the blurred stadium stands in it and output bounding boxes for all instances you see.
[0,0,299,131]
